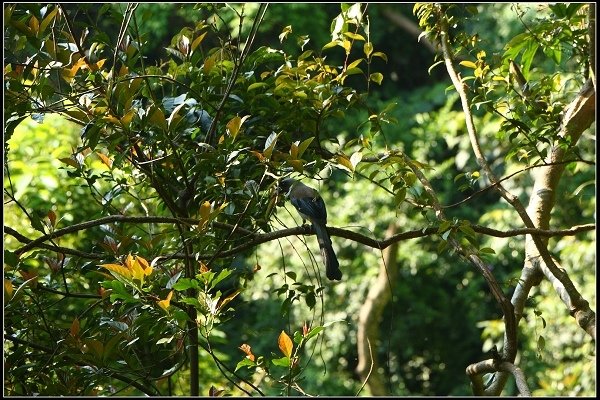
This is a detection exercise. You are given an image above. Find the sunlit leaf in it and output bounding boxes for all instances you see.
[336,154,354,172]
[271,356,291,367]
[364,41,373,57]
[278,330,293,358]
[158,290,174,311]
[239,343,255,361]
[4,279,14,299]
[460,60,477,69]
[191,32,207,51]
[101,263,131,280]
[97,152,113,168]
[235,358,256,371]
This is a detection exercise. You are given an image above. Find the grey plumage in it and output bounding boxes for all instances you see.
[278,178,342,281]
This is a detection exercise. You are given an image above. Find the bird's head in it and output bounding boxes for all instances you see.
[277,177,298,196]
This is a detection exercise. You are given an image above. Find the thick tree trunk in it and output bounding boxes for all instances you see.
[355,224,399,396]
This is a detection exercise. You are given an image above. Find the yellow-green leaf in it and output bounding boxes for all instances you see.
[226,115,249,141]
[322,40,340,51]
[369,72,383,85]
[149,107,168,131]
[191,32,207,51]
[459,60,477,69]
[39,7,59,35]
[343,32,365,41]
[297,137,314,158]
[364,42,373,58]
[347,58,363,70]
[247,82,268,91]
[372,51,388,62]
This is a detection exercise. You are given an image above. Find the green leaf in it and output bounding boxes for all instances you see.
[394,187,406,205]
[271,356,291,367]
[479,247,496,254]
[438,220,452,234]
[172,278,200,291]
[537,335,546,352]
[235,358,256,371]
[297,137,314,158]
[3,250,19,268]
[305,326,324,341]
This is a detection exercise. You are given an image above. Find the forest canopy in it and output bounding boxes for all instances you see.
[3,3,596,396]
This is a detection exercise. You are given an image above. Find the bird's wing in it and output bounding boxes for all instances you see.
[290,195,327,221]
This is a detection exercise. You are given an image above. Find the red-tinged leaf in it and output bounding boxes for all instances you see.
[208,386,225,397]
[239,343,255,361]
[302,322,310,337]
[199,261,210,274]
[47,210,57,227]
[289,141,299,159]
[59,157,80,168]
[278,330,293,358]
[18,270,38,286]
[288,159,304,173]
[70,317,80,337]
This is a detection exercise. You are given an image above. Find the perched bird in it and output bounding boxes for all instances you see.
[278,178,342,281]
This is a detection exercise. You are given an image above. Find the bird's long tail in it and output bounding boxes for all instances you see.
[313,222,342,281]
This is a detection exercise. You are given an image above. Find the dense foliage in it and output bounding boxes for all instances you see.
[4,3,595,396]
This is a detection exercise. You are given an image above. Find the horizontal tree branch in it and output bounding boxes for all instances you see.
[6,218,594,261]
